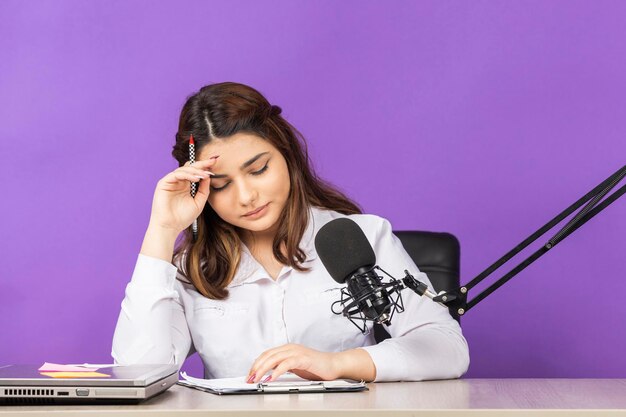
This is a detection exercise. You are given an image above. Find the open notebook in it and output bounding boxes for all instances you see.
[177,372,367,395]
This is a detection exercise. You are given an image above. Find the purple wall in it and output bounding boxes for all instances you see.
[1,0,625,378]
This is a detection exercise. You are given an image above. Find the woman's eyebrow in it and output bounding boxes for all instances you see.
[210,152,269,179]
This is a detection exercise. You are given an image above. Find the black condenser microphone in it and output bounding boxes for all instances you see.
[315,217,445,333]
[315,218,396,329]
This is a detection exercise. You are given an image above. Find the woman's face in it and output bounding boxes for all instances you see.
[197,132,291,236]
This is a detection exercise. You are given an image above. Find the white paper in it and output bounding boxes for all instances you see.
[179,372,365,393]
[66,363,124,368]
[180,372,260,392]
[38,362,100,372]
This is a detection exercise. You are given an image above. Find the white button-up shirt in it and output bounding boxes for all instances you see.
[112,207,470,381]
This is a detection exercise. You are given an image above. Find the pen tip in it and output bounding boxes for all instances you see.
[189,134,194,145]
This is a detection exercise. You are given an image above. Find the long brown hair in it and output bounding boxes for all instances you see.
[171,82,361,299]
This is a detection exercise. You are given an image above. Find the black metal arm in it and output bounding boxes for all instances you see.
[426,164,626,316]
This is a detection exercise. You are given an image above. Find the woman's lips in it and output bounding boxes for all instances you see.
[243,203,269,217]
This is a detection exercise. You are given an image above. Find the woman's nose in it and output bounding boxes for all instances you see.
[237,181,258,206]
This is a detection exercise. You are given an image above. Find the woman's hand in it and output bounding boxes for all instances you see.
[147,157,218,235]
[246,344,340,383]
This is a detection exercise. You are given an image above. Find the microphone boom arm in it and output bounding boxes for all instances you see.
[411,165,626,317]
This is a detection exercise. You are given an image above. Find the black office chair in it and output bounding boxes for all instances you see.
[373,231,461,343]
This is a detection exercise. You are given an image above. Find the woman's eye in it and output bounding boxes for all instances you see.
[251,164,269,176]
[210,164,268,192]
[210,182,230,192]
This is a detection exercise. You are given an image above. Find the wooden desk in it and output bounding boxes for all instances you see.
[2,379,626,416]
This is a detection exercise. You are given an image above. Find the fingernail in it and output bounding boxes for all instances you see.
[262,375,272,383]
[247,373,256,383]
[205,171,215,176]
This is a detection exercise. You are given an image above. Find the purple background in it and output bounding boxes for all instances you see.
[1,0,625,378]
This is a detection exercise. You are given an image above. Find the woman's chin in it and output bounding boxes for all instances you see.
[238,211,280,234]
[242,217,278,233]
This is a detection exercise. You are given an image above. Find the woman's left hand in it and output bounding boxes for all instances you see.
[246,343,339,383]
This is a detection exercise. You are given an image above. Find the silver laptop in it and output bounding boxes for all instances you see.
[0,364,178,405]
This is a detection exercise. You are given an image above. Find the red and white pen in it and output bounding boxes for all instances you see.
[189,135,198,241]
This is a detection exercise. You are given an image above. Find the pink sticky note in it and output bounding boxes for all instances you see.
[40,371,110,378]
[38,362,99,372]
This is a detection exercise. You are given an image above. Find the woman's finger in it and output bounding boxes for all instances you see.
[176,166,215,177]
[264,357,300,383]
[252,352,293,383]
[185,157,220,168]
[161,171,207,185]
[194,171,212,203]
[247,346,287,376]
[250,351,290,383]
[247,344,295,381]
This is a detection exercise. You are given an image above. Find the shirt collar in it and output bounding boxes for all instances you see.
[228,206,327,287]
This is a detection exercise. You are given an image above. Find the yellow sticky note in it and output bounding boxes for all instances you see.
[40,371,110,378]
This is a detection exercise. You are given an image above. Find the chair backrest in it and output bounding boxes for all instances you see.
[373,231,461,343]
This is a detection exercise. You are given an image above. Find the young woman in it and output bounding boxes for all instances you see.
[112,82,469,383]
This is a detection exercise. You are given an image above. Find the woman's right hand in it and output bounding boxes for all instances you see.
[147,157,219,236]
